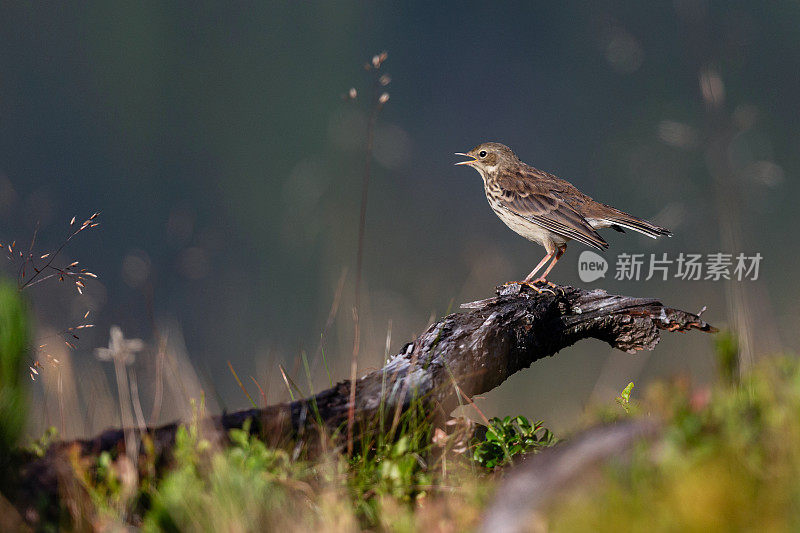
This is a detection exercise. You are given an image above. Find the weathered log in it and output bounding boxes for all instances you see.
[21,283,714,502]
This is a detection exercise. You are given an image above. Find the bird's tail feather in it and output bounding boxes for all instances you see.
[599,207,672,239]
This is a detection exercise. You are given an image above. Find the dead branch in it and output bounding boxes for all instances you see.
[18,282,714,507]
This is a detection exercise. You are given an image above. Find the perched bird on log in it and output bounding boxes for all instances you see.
[456,142,671,288]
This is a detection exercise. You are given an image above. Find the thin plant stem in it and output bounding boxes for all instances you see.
[301,350,315,396]
[57,366,65,436]
[113,358,137,465]
[250,376,267,408]
[129,367,147,435]
[18,213,99,291]
[227,360,257,408]
[349,57,389,455]
[378,319,392,435]
[309,267,347,376]
[279,363,306,402]
[145,282,166,425]
[320,337,333,387]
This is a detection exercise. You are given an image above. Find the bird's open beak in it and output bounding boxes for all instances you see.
[454,152,477,166]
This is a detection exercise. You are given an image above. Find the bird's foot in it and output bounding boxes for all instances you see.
[529,277,557,288]
[519,280,556,295]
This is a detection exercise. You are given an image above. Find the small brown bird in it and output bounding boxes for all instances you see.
[456,142,671,286]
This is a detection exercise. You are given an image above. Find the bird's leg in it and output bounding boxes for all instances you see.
[531,245,566,286]
[523,251,555,283]
[510,249,557,294]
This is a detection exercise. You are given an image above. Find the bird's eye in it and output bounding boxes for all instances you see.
[479,150,487,158]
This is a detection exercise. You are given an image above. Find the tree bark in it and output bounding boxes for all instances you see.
[21,283,714,500]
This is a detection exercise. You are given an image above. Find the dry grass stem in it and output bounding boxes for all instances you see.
[349,50,391,455]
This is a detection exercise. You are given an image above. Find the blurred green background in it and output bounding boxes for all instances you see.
[1,1,798,437]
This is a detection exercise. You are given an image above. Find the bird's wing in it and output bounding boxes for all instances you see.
[496,172,608,250]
